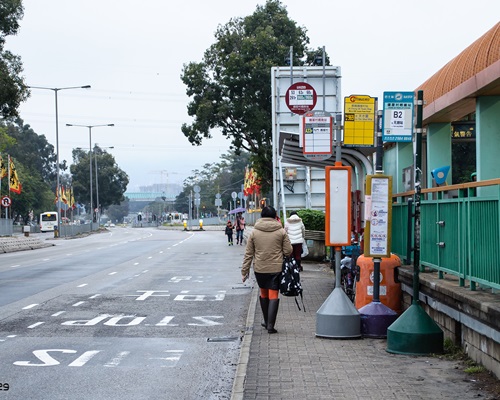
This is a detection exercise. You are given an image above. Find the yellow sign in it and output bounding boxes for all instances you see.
[343,95,376,147]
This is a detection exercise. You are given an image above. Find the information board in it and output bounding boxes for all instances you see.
[286,82,317,115]
[302,110,332,161]
[382,91,414,142]
[325,166,352,246]
[363,175,393,257]
[343,95,376,147]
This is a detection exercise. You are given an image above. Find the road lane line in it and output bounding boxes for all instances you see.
[28,322,44,329]
[23,304,38,310]
[72,301,86,307]
[77,284,88,287]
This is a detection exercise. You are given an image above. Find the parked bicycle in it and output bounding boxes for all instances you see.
[340,242,361,302]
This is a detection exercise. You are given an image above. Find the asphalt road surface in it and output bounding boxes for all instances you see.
[0,227,251,399]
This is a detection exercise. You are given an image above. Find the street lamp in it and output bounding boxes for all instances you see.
[28,85,91,235]
[94,144,114,226]
[66,123,114,229]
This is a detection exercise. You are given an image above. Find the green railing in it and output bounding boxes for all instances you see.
[392,178,500,291]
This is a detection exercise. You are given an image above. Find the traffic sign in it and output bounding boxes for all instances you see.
[302,110,332,161]
[285,82,317,115]
[1,196,12,208]
[382,91,414,142]
[343,95,376,147]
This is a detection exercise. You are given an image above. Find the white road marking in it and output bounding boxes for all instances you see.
[72,301,85,307]
[108,272,117,275]
[23,304,38,310]
[28,322,45,329]
[77,284,88,287]
[68,351,101,367]
[51,311,66,317]
[10,264,20,268]
[89,294,101,299]
[104,351,130,367]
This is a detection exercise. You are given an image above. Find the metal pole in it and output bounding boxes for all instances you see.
[94,146,99,226]
[89,127,93,230]
[413,90,424,304]
[54,89,61,235]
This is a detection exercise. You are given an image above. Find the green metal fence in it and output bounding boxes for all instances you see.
[392,179,500,291]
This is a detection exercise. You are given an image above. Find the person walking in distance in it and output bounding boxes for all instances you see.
[242,206,292,334]
[225,220,234,246]
[235,212,246,245]
[284,211,306,271]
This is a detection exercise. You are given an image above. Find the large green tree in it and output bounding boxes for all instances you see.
[181,0,323,192]
[0,0,29,118]
[70,146,129,213]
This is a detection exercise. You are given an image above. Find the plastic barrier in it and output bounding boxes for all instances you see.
[355,254,402,314]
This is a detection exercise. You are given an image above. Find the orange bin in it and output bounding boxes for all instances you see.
[354,254,402,314]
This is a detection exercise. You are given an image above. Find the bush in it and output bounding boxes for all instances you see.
[295,209,325,231]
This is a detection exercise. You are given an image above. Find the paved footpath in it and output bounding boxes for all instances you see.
[231,261,495,400]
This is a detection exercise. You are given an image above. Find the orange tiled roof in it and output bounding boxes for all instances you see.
[417,22,500,106]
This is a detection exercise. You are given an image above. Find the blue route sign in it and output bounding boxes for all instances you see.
[382,92,414,142]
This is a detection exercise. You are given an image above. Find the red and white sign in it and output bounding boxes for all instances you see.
[1,196,12,208]
[285,82,317,115]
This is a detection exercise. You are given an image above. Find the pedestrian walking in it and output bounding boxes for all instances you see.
[242,206,292,334]
[235,213,246,245]
[225,220,234,245]
[284,211,306,271]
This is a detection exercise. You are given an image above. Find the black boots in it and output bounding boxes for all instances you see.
[267,299,279,334]
[259,297,269,328]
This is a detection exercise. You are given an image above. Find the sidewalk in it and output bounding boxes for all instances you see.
[232,261,495,400]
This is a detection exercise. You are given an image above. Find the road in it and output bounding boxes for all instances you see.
[0,227,251,399]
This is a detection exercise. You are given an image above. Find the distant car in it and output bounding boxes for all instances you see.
[109,223,116,227]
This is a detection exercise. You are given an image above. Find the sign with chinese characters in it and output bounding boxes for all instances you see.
[382,91,414,142]
[363,175,393,257]
[343,95,376,147]
[302,110,332,161]
[285,82,317,115]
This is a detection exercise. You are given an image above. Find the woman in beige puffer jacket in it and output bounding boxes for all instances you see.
[242,206,292,334]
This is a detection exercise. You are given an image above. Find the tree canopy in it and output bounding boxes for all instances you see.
[0,0,28,119]
[70,146,129,213]
[181,0,325,193]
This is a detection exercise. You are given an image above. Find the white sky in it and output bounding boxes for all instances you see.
[6,0,500,191]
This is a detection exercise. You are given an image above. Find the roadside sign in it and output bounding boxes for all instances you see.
[325,166,352,246]
[364,175,393,257]
[343,95,376,147]
[285,82,317,115]
[1,196,12,208]
[302,110,332,161]
[382,91,414,142]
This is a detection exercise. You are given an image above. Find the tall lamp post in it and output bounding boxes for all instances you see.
[94,144,114,226]
[28,85,91,235]
[66,124,114,229]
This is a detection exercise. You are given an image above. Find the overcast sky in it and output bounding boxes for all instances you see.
[6,0,499,191]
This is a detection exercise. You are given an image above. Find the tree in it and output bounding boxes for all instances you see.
[181,0,322,192]
[106,199,130,224]
[70,146,129,212]
[0,0,29,118]
[174,150,250,215]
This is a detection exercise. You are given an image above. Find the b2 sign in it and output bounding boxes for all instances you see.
[382,91,414,142]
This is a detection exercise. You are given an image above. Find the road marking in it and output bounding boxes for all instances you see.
[28,322,45,329]
[108,272,117,275]
[77,284,88,287]
[52,311,66,317]
[89,294,101,299]
[10,264,20,268]
[155,316,178,326]
[68,350,100,367]
[134,262,139,265]
[72,301,85,307]
[104,351,130,367]
[148,256,152,259]
[23,304,38,310]
[126,290,170,301]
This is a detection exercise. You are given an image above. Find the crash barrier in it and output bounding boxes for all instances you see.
[355,254,403,314]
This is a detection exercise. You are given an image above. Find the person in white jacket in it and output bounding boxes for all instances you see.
[284,211,305,271]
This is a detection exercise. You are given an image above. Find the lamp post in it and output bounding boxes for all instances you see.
[66,124,114,229]
[94,144,114,226]
[28,85,91,235]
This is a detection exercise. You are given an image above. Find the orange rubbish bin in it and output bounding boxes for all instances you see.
[355,254,402,314]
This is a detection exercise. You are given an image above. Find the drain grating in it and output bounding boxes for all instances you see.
[207,336,240,342]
